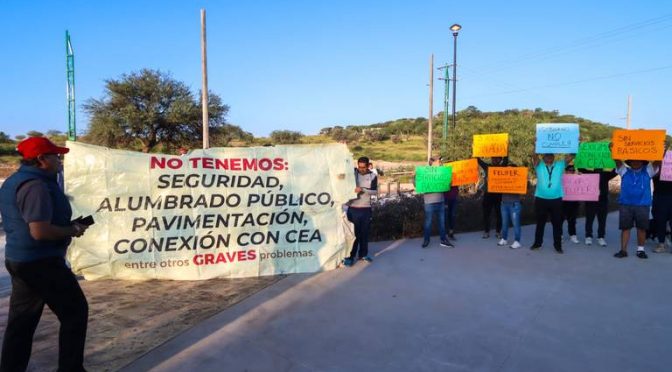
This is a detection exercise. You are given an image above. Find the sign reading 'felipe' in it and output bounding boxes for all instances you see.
[64,142,356,280]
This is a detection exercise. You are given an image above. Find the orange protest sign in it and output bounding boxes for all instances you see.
[472,133,509,157]
[611,129,667,161]
[446,159,479,186]
[487,167,528,194]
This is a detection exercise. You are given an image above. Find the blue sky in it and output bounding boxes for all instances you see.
[1,0,671,139]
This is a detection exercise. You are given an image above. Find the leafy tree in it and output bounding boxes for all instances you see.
[270,130,304,144]
[26,131,44,137]
[83,69,230,153]
[0,131,12,143]
[15,135,26,141]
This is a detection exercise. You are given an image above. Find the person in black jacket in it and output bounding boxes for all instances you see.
[477,157,507,239]
[577,167,617,246]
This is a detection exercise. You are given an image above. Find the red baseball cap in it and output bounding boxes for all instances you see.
[17,137,70,159]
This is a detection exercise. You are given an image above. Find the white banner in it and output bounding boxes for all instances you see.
[64,142,356,280]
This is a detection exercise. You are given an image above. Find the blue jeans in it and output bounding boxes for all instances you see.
[347,207,372,259]
[501,201,522,242]
[424,202,447,242]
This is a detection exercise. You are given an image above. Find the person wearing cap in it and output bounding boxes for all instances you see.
[613,159,661,259]
[0,137,89,371]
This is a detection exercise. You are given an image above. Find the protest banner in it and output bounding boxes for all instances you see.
[535,123,579,153]
[64,142,356,280]
[574,141,617,169]
[446,159,478,186]
[661,150,672,181]
[472,133,508,157]
[487,167,528,194]
[611,129,666,161]
[415,166,452,193]
[562,174,599,201]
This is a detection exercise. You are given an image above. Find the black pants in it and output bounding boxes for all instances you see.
[534,197,563,249]
[585,196,609,239]
[482,193,502,233]
[653,195,672,243]
[347,207,372,259]
[562,201,579,236]
[1,258,88,372]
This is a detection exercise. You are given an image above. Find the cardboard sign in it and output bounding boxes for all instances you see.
[415,166,452,194]
[472,133,509,157]
[661,150,672,182]
[574,141,617,169]
[535,123,579,154]
[487,167,528,194]
[611,129,666,161]
[562,174,599,201]
[446,159,479,186]
[64,142,357,280]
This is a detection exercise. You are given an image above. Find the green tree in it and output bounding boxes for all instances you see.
[0,131,12,143]
[26,130,44,137]
[83,69,230,153]
[270,130,304,144]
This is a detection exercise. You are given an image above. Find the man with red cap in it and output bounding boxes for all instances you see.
[0,137,89,371]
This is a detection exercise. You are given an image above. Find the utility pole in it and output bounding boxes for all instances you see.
[427,54,434,162]
[438,64,450,156]
[201,9,210,149]
[626,95,632,129]
[66,31,76,141]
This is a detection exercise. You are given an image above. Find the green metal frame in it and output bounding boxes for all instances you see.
[66,30,76,141]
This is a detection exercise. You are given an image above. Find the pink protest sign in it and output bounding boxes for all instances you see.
[562,174,599,201]
[661,151,672,182]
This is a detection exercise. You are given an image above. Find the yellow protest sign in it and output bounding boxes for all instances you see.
[472,133,509,157]
[487,167,528,194]
[446,159,479,186]
[64,142,356,280]
[611,129,666,161]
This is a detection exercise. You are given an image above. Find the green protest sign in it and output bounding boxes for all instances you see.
[415,166,452,194]
[574,142,617,169]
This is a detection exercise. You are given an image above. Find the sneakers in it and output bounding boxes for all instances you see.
[482,232,490,239]
[597,238,607,247]
[555,247,564,254]
[497,238,508,246]
[421,240,429,248]
[585,237,593,246]
[360,256,373,263]
[613,251,628,258]
[570,235,579,244]
[530,244,541,250]
[343,257,354,266]
[653,243,667,253]
[440,240,454,248]
[636,250,648,259]
[510,241,521,249]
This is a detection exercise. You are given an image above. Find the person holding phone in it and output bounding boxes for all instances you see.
[0,137,89,371]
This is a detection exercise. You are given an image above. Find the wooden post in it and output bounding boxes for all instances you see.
[201,9,210,149]
[427,54,434,162]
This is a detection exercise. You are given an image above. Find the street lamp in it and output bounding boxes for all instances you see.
[450,23,461,129]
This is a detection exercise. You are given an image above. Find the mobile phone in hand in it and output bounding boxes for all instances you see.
[73,215,95,226]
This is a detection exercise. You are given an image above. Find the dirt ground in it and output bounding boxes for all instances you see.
[0,233,284,371]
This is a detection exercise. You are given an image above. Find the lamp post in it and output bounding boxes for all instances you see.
[450,23,461,129]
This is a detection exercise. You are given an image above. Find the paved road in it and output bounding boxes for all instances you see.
[123,213,672,372]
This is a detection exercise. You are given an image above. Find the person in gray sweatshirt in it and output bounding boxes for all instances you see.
[418,157,454,248]
[344,157,378,267]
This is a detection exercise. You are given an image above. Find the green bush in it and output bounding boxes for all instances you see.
[369,191,619,242]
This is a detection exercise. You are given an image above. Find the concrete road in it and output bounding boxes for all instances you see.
[123,213,672,372]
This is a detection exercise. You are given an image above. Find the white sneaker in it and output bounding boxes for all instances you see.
[497,238,508,246]
[510,241,521,249]
[585,237,592,245]
[597,238,607,247]
[570,235,579,244]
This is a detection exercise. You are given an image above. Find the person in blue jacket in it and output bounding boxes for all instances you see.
[0,137,89,371]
